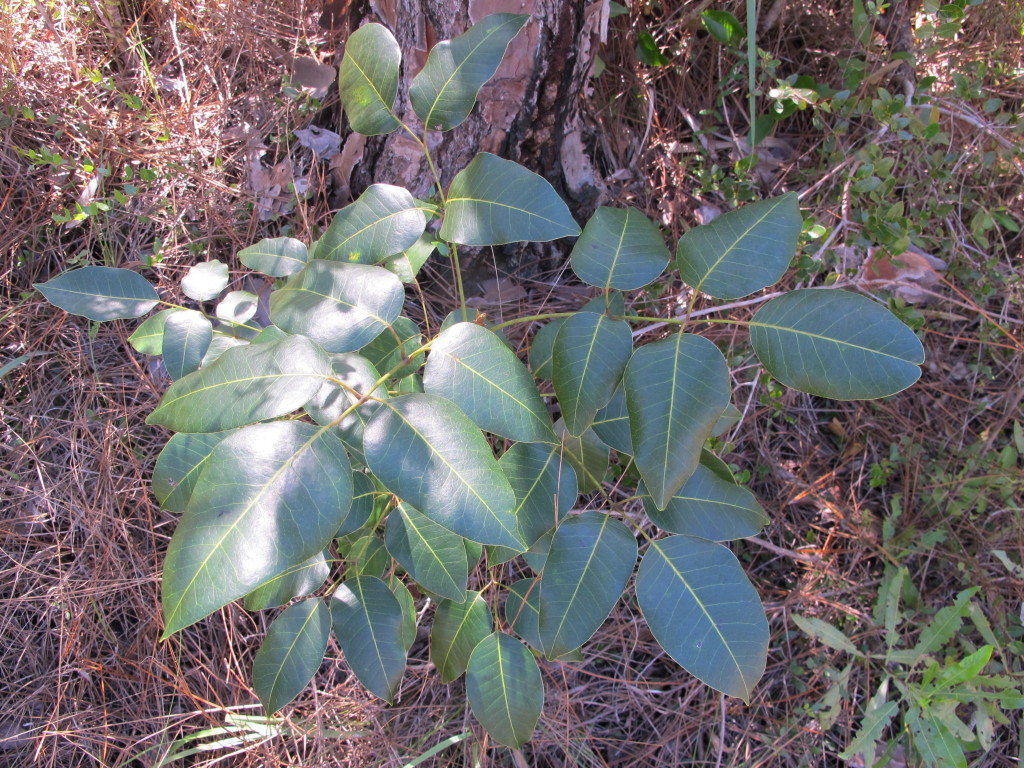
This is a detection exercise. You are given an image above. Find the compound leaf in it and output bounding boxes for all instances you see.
[430,590,492,683]
[384,503,468,602]
[749,289,925,399]
[571,206,669,290]
[331,576,406,702]
[128,309,178,355]
[441,153,580,245]
[499,441,578,548]
[244,550,331,611]
[147,335,331,433]
[424,322,553,443]
[637,535,769,701]
[339,23,402,135]
[304,353,389,465]
[592,383,632,455]
[642,465,769,541]
[152,430,235,514]
[359,315,424,380]
[161,422,352,637]
[466,632,543,749]
[238,237,308,277]
[553,419,608,494]
[363,394,524,550]
[35,266,158,321]
[410,14,529,131]
[253,598,330,713]
[162,309,212,381]
[318,185,426,264]
[675,193,801,299]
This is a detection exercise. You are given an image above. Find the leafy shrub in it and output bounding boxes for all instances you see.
[34,14,925,749]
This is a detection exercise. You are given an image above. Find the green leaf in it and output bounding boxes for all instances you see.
[571,207,669,290]
[216,291,259,325]
[499,441,578,547]
[163,310,213,381]
[714,403,742,436]
[244,550,330,611]
[528,319,563,380]
[337,471,377,537]
[592,383,632,455]
[363,394,524,550]
[253,598,330,713]
[504,577,542,651]
[269,260,404,353]
[152,430,235,513]
[538,512,637,659]
[304,353,389,465]
[338,23,402,135]
[466,633,544,749]
[839,682,899,762]
[424,322,553,443]
[553,419,609,494]
[624,333,731,510]
[388,575,417,653]
[358,315,424,379]
[146,335,331,433]
[430,591,492,683]
[381,233,435,284]
[553,312,633,437]
[318,185,426,264]
[182,260,229,301]
[636,31,671,66]
[410,14,529,132]
[642,465,768,541]
[701,10,745,45]
[700,449,737,484]
[441,153,580,245]
[749,289,925,399]
[637,535,769,700]
[343,534,389,578]
[384,504,468,602]
[905,707,967,768]
[913,587,977,657]
[331,576,406,702]
[791,614,863,657]
[676,193,801,299]
[161,422,352,636]
[238,237,308,277]
[35,266,158,321]
[129,309,178,354]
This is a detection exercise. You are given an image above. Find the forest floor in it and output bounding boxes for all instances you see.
[2,1,1023,766]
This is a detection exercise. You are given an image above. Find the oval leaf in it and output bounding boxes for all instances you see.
[35,266,158,321]
[504,577,543,651]
[339,23,401,135]
[424,322,553,443]
[466,632,544,749]
[553,312,633,437]
[128,308,178,354]
[749,289,925,399]
[528,319,562,380]
[238,237,308,277]
[244,550,331,611]
[163,309,213,381]
[152,430,234,513]
[592,383,633,455]
[146,335,331,433]
[331,576,407,702]
[358,315,424,379]
[384,503,468,602]
[161,422,352,636]
[440,153,580,245]
[637,535,769,701]
[253,598,330,713]
[430,590,492,683]
[571,206,670,290]
[624,333,731,510]
[410,14,529,132]
[364,394,524,550]
[216,291,259,325]
[499,441,578,548]
[553,419,609,494]
[305,352,389,465]
[538,512,637,659]
[318,185,426,264]
[181,260,229,302]
[269,260,404,353]
[642,465,769,541]
[676,193,801,299]
[388,575,417,652]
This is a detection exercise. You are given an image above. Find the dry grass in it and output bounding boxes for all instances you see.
[3,0,1023,766]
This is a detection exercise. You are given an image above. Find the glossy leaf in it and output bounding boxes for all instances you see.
[385,504,468,602]
[216,291,259,325]
[238,237,308,277]
[244,550,331,611]
[318,185,426,264]
[152,430,234,514]
[410,14,529,132]
[358,315,424,379]
[363,394,524,550]
[35,266,158,321]
[624,333,730,510]
[146,335,330,433]
[181,260,229,301]
[553,312,633,437]
[642,465,769,541]
[441,153,580,245]
[382,233,435,284]
[128,309,178,354]
[504,577,543,651]
[337,471,376,537]
[466,633,543,749]
[538,512,637,659]
[424,322,553,443]
[553,419,608,494]
[388,576,417,653]
[675,193,801,299]
[163,310,213,381]
[331,576,406,702]
[528,319,563,380]
[637,535,768,701]
[571,206,669,290]
[305,353,389,464]
[499,441,578,547]
[200,332,249,366]
[714,403,742,436]
[592,383,632,455]
[700,448,737,484]
[338,23,401,135]
[161,422,352,636]
[749,289,925,399]
[270,261,403,353]
[253,598,330,713]
[344,534,389,578]
[430,591,492,683]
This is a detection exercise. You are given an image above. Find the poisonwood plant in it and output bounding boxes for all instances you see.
[35,15,926,749]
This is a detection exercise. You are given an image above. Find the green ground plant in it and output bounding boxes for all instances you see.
[34,14,927,750]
